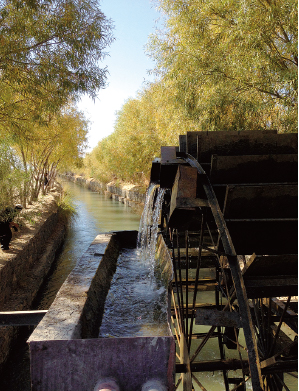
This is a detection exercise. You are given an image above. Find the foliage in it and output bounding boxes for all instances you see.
[0,139,28,211]
[0,0,114,131]
[0,0,113,207]
[148,0,298,132]
[81,82,198,184]
[13,104,89,204]
[56,191,77,222]
[83,0,297,186]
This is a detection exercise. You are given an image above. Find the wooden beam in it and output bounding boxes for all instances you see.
[0,310,47,326]
[210,154,298,184]
[196,309,241,328]
[173,284,216,293]
[176,358,249,373]
[223,184,297,219]
[176,359,298,375]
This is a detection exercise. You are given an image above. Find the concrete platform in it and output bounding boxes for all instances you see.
[28,231,175,391]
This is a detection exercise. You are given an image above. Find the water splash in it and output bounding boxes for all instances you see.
[137,183,158,251]
[99,249,168,338]
[137,183,165,281]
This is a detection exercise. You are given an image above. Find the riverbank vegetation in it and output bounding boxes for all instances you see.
[0,0,114,209]
[80,0,297,185]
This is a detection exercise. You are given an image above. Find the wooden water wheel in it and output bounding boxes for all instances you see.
[151,131,298,391]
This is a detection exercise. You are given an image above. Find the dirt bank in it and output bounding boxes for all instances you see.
[0,192,67,370]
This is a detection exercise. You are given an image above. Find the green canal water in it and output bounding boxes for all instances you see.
[1,179,140,391]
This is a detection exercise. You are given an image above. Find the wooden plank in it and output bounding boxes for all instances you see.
[176,358,249,373]
[223,184,298,219]
[226,219,298,255]
[188,132,297,163]
[174,198,210,209]
[260,356,277,369]
[244,277,298,298]
[168,165,201,229]
[210,154,298,184]
[242,254,298,277]
[177,358,298,374]
[0,310,47,326]
[172,278,216,284]
[243,255,298,297]
[186,130,279,160]
[179,134,187,153]
[196,309,241,327]
[161,146,177,163]
[173,283,216,292]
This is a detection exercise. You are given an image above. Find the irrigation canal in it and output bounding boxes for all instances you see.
[1,179,140,391]
[2,180,297,391]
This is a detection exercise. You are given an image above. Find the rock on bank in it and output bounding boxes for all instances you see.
[60,173,146,214]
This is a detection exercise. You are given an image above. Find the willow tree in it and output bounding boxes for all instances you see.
[13,105,88,204]
[0,139,26,210]
[84,80,200,184]
[0,0,114,134]
[148,0,298,132]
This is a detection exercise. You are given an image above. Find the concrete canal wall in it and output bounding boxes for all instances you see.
[0,193,67,370]
[60,173,146,214]
[28,231,175,391]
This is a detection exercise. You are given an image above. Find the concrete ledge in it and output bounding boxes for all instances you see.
[28,232,118,341]
[28,231,176,390]
[29,337,175,391]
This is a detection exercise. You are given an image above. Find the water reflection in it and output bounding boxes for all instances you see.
[2,180,141,391]
[37,179,141,309]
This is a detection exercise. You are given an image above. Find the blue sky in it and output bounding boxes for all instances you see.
[78,0,161,151]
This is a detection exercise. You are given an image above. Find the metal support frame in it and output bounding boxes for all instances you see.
[182,153,263,391]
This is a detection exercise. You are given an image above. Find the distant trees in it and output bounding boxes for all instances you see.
[14,106,88,206]
[0,0,113,206]
[84,82,197,184]
[84,0,297,185]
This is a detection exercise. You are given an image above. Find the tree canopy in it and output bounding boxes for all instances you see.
[83,0,297,185]
[0,0,113,205]
[0,0,114,129]
[148,0,298,132]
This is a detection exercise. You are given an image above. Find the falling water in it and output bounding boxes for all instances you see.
[137,183,165,281]
[99,183,169,338]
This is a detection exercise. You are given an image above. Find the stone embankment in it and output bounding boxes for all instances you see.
[0,192,67,371]
[60,173,146,214]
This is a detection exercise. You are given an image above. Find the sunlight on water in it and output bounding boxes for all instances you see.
[100,184,169,338]
[99,248,168,338]
[137,184,165,282]
[36,179,140,309]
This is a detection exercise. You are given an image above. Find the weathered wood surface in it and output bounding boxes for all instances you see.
[226,219,298,255]
[210,154,298,184]
[242,254,298,277]
[186,131,297,162]
[196,308,241,327]
[223,184,298,219]
[169,165,199,228]
[242,255,298,297]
